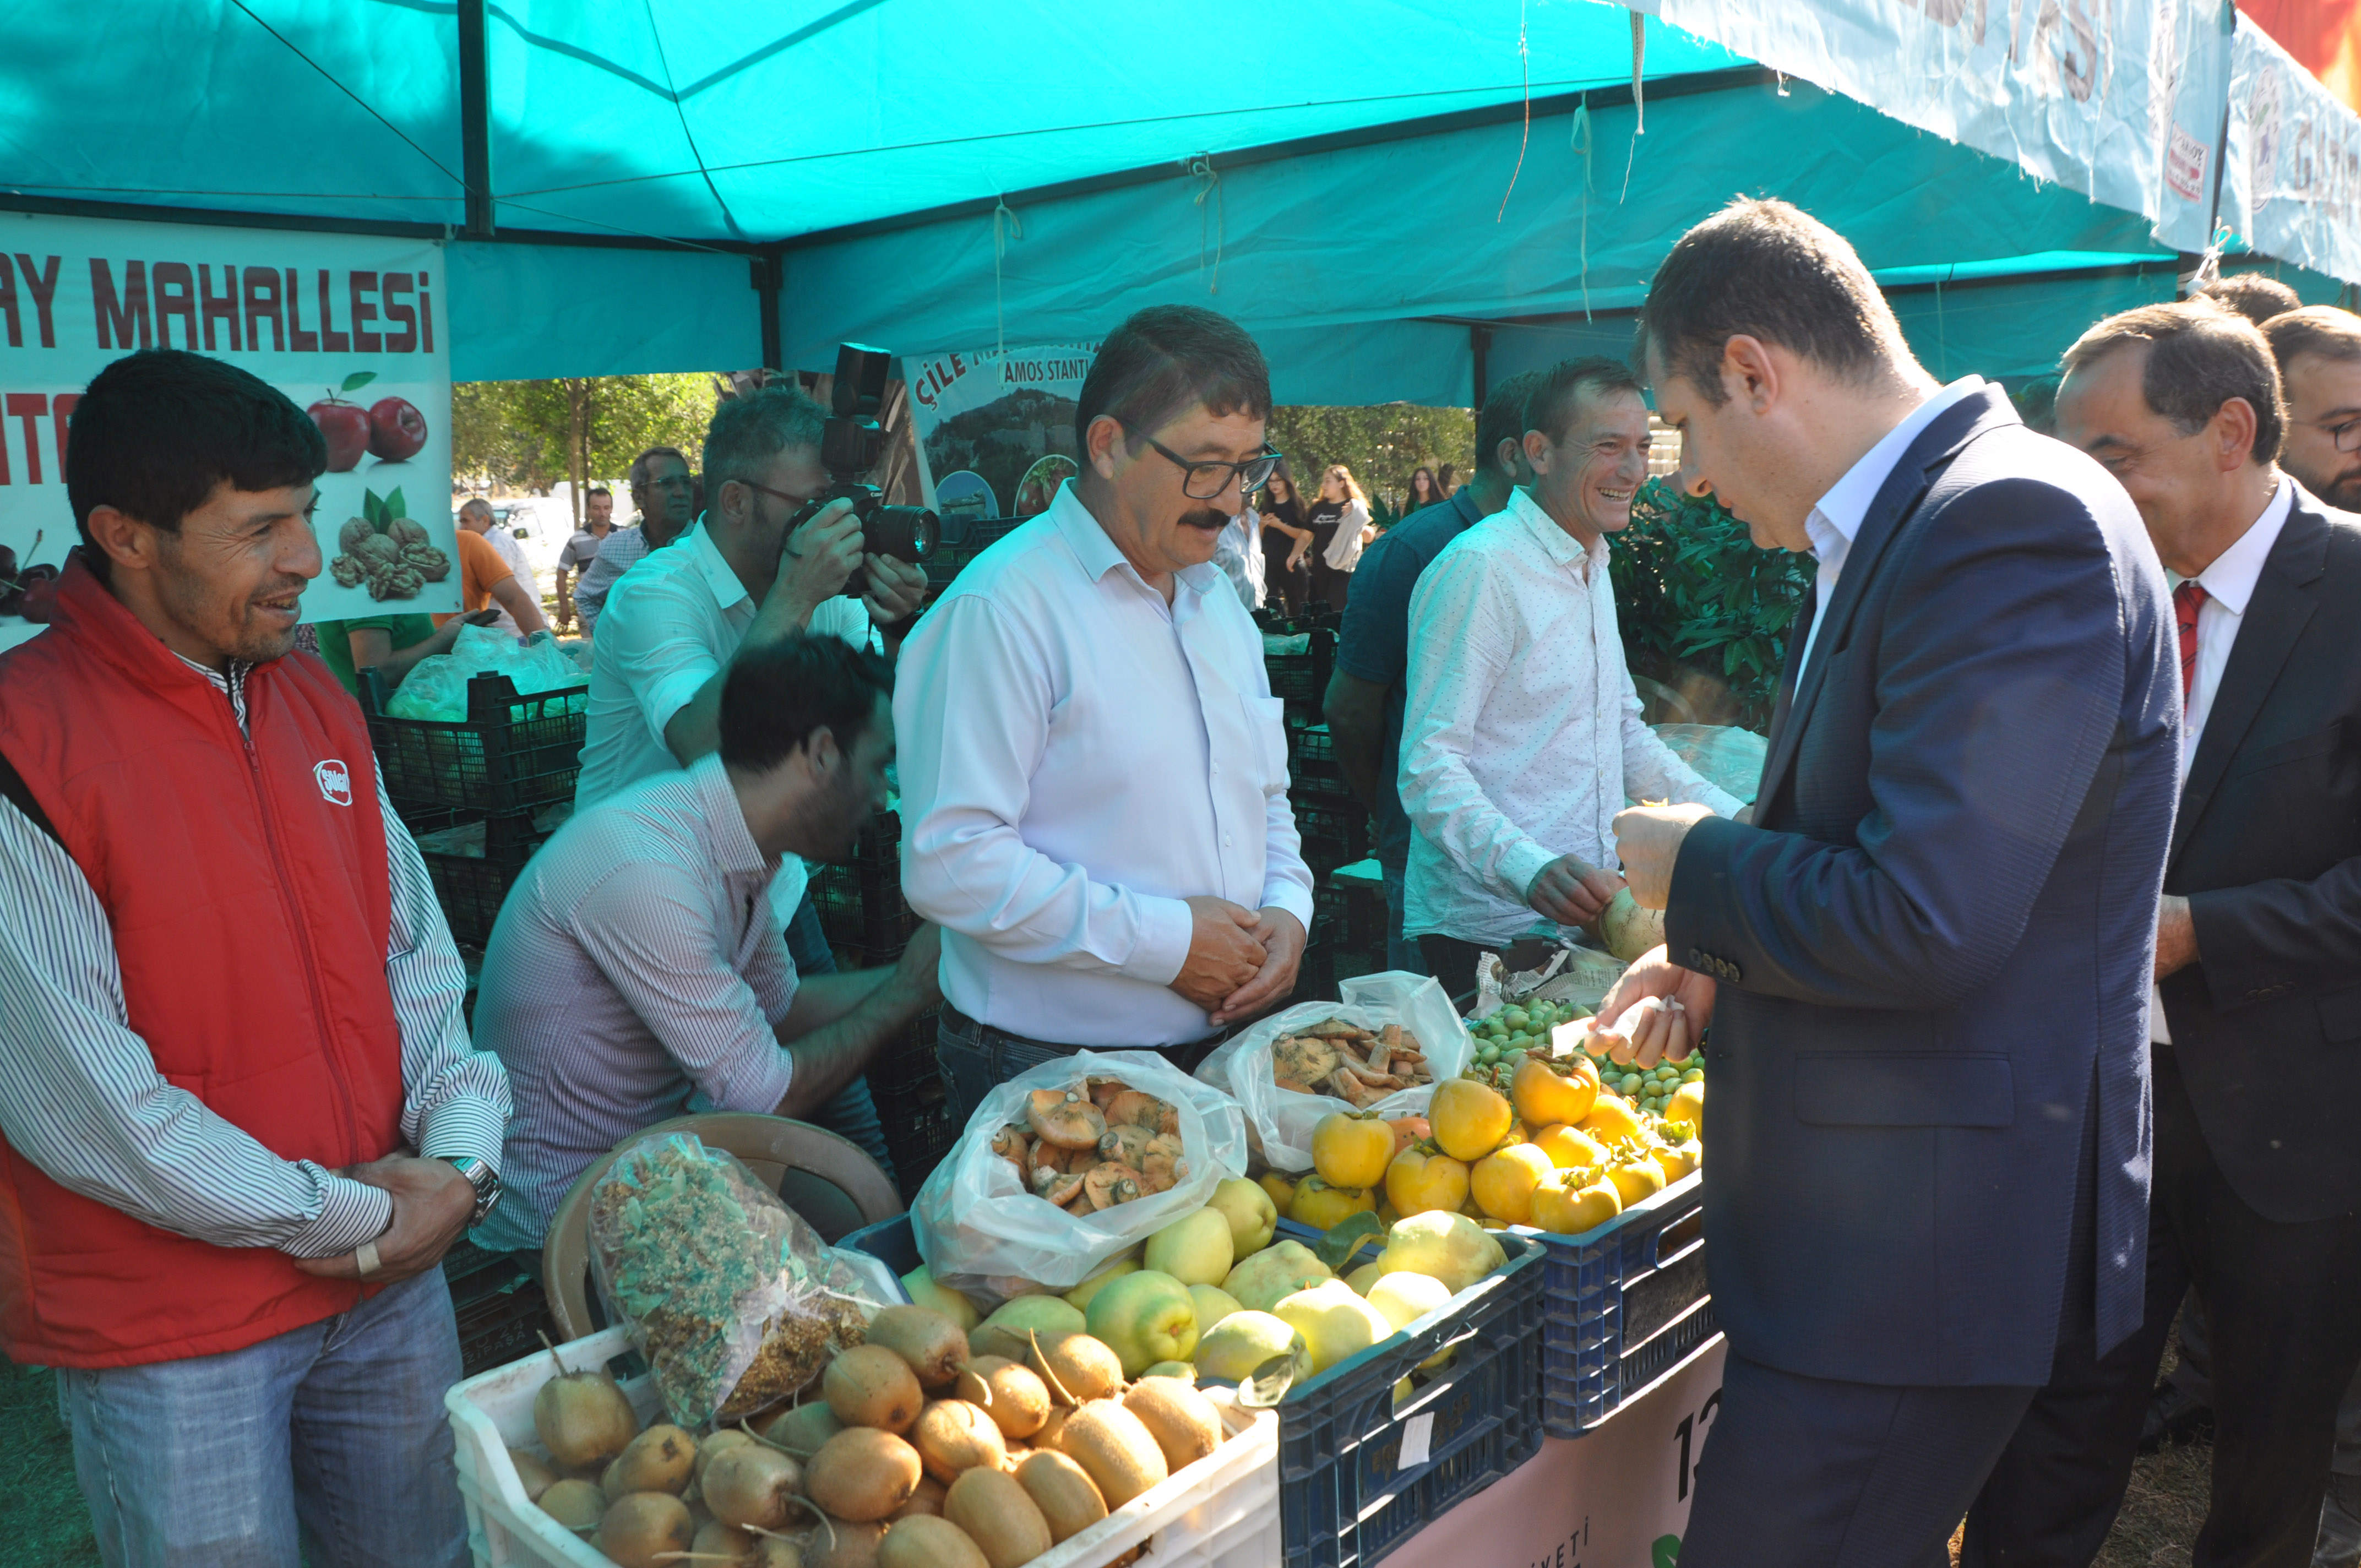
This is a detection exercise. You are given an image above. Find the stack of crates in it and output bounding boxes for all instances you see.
[362,669,589,949]
[443,1237,556,1379]
[812,808,958,1200]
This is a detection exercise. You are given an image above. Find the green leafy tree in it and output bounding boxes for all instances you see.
[1610,477,1812,731]
[1266,404,1476,521]
[451,374,719,525]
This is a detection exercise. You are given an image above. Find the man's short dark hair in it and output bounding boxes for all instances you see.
[1074,306,1271,455]
[2199,273,2303,327]
[1635,197,1906,407]
[2062,300,2287,465]
[1476,371,1542,478]
[65,350,326,580]
[1524,357,1645,447]
[2264,304,2361,372]
[703,388,827,503]
[587,485,612,498]
[628,445,690,500]
[719,634,894,772]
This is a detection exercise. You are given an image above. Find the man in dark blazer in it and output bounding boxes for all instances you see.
[1598,198,2181,1567]
[1963,302,2361,1567]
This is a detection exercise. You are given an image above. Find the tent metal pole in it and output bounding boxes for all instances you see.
[458,0,495,238]
[753,251,785,371]
[1471,325,1492,411]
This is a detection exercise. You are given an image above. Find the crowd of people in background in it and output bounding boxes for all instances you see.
[6,194,2361,1568]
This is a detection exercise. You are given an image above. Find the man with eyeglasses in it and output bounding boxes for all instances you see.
[896,305,1314,1120]
[573,447,699,636]
[568,388,932,1176]
[2267,305,2361,512]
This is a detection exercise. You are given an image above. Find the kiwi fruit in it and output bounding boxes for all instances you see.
[532,1361,640,1469]
[1033,1406,1071,1453]
[1058,1400,1170,1510]
[942,1468,1053,1568]
[886,1475,946,1521]
[695,1427,757,1484]
[824,1345,924,1434]
[964,1358,1049,1440]
[1015,1450,1108,1543]
[764,1401,846,1456]
[876,1515,988,1568]
[1122,1379,1224,1472]
[508,1447,557,1502]
[538,1476,606,1532]
[864,1305,971,1389]
[1029,1332,1123,1405]
[603,1423,698,1499]
[702,1444,807,1532]
[806,1427,924,1523]
[595,1491,695,1568]
[911,1398,1007,1483]
[689,1520,805,1568]
[805,1517,887,1568]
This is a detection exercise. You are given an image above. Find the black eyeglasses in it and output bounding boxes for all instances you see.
[2294,416,2361,454]
[1127,426,1285,500]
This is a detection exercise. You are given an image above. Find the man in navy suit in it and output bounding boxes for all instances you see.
[1598,198,2180,1567]
[1962,303,2361,1567]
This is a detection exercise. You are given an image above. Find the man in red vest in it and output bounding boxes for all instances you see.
[0,350,511,1567]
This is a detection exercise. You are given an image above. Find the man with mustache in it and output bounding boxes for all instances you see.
[0,349,510,1565]
[896,305,1313,1119]
[1398,357,1743,998]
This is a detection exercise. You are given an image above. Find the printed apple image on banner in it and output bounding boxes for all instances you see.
[308,372,432,472]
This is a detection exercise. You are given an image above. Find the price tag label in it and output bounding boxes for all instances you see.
[1396,1412,1435,1471]
[1551,1021,1585,1059]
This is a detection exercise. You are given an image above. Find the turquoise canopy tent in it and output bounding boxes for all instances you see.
[3,0,2354,401]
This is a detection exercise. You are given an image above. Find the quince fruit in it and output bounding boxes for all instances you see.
[1376,1211,1505,1294]
[1222,1239,1334,1313]
[1084,1268,1199,1376]
[1273,1280,1396,1373]
[1063,1257,1140,1312]
[1207,1177,1279,1257]
[1195,1309,1309,1384]
[1143,1208,1235,1287]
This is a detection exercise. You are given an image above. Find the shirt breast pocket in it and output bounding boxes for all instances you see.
[1243,694,1290,793]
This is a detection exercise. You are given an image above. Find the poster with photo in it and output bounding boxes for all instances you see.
[0,213,455,651]
[902,341,1096,525]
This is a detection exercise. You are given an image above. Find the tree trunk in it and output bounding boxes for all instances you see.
[564,378,594,529]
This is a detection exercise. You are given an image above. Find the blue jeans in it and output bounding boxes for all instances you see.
[1380,859,1428,976]
[935,1007,1101,1130]
[57,1266,468,1568]
[783,891,896,1183]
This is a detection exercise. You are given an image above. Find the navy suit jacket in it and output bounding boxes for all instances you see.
[1664,388,2179,1387]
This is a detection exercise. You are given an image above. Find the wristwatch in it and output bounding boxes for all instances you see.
[442,1156,502,1224]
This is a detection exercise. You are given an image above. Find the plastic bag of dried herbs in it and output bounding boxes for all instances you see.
[588,1131,885,1429]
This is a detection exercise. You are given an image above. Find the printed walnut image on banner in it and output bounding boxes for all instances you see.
[330,486,449,601]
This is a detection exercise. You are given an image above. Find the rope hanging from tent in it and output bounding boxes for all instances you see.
[1188,155,1224,294]
[992,195,1024,370]
[1498,0,1532,221]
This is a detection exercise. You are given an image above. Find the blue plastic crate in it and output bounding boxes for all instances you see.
[843,1212,923,1289]
[1518,1170,1716,1439]
[1263,1220,1545,1568]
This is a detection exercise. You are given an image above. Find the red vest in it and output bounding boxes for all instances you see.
[0,558,407,1368]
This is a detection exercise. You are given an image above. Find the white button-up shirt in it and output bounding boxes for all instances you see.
[1400,487,1743,947]
[895,481,1315,1047]
[574,519,873,923]
[1795,375,1989,677]
[2152,476,2293,1044]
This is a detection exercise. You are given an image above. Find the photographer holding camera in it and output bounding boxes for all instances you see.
[572,382,932,1173]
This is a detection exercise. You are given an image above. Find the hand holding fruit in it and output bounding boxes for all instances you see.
[1611,802,1714,910]
[1526,854,1625,927]
[1589,944,1718,1067]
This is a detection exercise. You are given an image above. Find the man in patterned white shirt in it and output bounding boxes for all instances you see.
[0,349,510,1567]
[1399,357,1743,995]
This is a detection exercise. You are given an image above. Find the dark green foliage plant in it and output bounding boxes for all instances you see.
[1609,477,1812,731]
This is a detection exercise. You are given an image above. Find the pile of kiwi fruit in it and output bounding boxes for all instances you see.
[512,1304,1233,1568]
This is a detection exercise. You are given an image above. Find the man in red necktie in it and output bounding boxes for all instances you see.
[1967,299,2361,1567]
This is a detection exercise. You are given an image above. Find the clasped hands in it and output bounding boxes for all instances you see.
[1174,896,1305,1028]
[291,1150,476,1286]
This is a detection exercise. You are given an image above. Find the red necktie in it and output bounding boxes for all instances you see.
[2174,580,2208,703]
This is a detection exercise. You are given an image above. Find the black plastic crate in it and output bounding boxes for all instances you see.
[1290,759,1355,801]
[410,809,554,948]
[1287,722,1337,766]
[1296,800,1372,876]
[864,1004,958,1202]
[1265,628,1336,704]
[1268,1222,1547,1568]
[813,858,920,952]
[455,1275,556,1379]
[364,671,589,816]
[1315,881,1385,955]
[1534,1173,1717,1438]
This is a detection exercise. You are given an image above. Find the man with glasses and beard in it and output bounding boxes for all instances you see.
[896,306,1314,1120]
[570,389,931,1178]
[573,446,698,636]
[2267,306,2361,511]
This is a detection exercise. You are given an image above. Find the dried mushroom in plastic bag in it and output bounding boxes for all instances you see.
[588,1132,884,1429]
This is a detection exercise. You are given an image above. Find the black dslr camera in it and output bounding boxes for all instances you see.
[790,343,939,598]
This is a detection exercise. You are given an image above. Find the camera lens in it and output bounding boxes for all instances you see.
[863,505,939,564]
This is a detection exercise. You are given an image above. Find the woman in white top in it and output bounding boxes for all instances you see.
[1307,463,1374,612]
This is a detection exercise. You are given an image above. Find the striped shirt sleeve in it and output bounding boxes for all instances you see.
[0,792,393,1256]
[377,765,512,1172]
